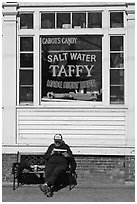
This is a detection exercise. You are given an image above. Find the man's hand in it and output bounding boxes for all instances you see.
[51,149,54,155]
[62,152,69,157]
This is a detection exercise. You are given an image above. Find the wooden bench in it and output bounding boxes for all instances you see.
[12,151,77,191]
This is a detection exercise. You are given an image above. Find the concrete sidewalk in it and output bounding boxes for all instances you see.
[2,183,135,202]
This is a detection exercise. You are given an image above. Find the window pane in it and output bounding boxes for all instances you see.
[19,87,33,102]
[110,12,124,28]
[88,12,102,28]
[110,53,124,68]
[20,37,33,51]
[20,14,33,29]
[41,13,55,29]
[57,13,70,28]
[72,13,86,28]
[110,36,123,51]
[110,69,124,85]
[110,86,124,104]
[41,35,102,102]
[20,70,33,85]
[20,53,33,67]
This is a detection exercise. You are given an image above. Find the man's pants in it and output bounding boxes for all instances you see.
[45,163,68,187]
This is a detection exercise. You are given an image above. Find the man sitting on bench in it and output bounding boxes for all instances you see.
[39,134,76,197]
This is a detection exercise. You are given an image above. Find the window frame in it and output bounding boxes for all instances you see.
[17,6,127,107]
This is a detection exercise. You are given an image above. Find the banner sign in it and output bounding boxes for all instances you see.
[41,35,102,101]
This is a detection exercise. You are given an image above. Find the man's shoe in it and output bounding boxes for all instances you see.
[39,183,52,197]
[39,184,46,194]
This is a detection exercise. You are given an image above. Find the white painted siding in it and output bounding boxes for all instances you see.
[17,107,126,146]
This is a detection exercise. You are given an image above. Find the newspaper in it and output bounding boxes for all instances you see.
[53,148,67,152]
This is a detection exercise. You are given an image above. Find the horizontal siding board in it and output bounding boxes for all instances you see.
[19,125,125,130]
[18,116,125,121]
[19,120,125,126]
[19,134,125,139]
[18,108,125,113]
[19,129,124,135]
[17,107,126,146]
[18,111,125,117]
[18,138,126,145]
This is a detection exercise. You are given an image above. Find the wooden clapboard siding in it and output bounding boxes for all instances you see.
[17,108,126,146]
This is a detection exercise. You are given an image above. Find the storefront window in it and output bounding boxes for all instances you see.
[88,12,102,28]
[18,9,126,105]
[19,37,34,103]
[41,13,55,29]
[110,36,124,104]
[72,13,86,28]
[20,13,33,29]
[57,13,71,28]
[110,12,124,28]
[41,12,102,29]
[41,35,102,101]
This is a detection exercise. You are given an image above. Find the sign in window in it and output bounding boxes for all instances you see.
[41,35,102,101]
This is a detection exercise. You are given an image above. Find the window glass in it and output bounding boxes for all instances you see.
[19,87,33,102]
[88,12,102,28]
[110,86,124,104]
[19,70,33,103]
[41,13,55,29]
[110,69,124,85]
[110,12,124,28]
[20,13,33,29]
[20,37,33,51]
[20,70,33,85]
[20,53,33,68]
[57,13,71,28]
[110,36,123,51]
[110,36,124,68]
[72,13,86,28]
[41,35,102,101]
[110,53,124,68]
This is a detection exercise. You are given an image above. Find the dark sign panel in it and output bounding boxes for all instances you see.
[41,35,102,101]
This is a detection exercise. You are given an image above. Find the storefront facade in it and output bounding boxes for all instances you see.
[2,2,135,183]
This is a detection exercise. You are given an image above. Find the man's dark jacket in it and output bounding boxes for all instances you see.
[44,142,77,172]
